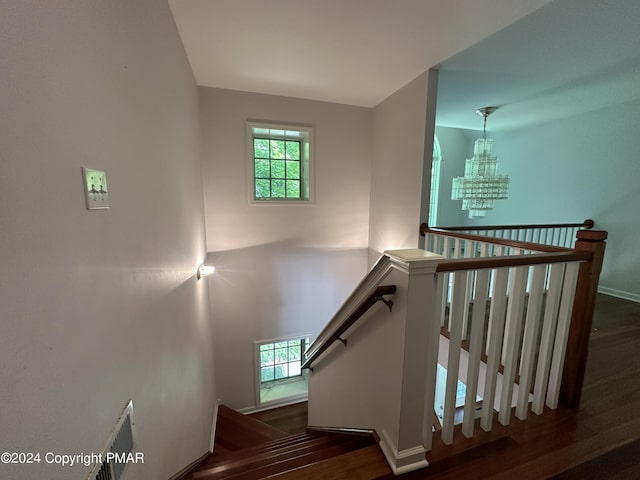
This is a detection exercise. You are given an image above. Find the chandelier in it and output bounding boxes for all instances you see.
[451,106,510,218]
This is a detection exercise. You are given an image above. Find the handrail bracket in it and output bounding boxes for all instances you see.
[376,295,393,312]
[302,284,396,370]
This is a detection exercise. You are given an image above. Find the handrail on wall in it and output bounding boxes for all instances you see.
[302,284,396,370]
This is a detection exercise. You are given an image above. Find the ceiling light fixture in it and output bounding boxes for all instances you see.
[451,106,510,218]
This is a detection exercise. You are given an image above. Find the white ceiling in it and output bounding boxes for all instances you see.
[169,0,640,131]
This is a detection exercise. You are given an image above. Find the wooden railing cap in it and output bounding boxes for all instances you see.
[576,230,607,241]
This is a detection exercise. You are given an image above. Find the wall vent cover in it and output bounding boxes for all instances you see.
[89,400,135,480]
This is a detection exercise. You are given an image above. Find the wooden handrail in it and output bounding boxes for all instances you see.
[422,218,594,233]
[435,250,590,273]
[421,226,570,253]
[302,285,396,370]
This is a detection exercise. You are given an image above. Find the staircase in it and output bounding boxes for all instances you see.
[184,404,392,479]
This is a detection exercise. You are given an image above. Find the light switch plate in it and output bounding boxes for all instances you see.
[82,167,109,210]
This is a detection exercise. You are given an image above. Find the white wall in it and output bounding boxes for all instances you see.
[199,87,372,409]
[435,100,640,300]
[0,2,215,479]
[369,72,434,259]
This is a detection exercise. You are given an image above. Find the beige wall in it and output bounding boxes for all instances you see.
[369,72,435,259]
[199,87,373,409]
[0,1,214,479]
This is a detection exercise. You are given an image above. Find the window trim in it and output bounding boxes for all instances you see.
[428,135,442,227]
[246,121,314,204]
[253,334,312,408]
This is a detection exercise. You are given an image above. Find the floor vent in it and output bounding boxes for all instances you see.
[89,400,135,480]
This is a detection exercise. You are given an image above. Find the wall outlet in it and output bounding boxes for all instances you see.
[82,167,109,210]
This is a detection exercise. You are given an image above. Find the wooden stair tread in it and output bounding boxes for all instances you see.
[215,405,289,451]
[204,432,320,468]
[194,439,372,480]
[187,403,384,480]
[194,433,346,477]
[266,444,392,480]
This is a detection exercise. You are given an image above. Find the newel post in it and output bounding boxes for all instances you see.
[559,229,607,408]
[380,249,443,475]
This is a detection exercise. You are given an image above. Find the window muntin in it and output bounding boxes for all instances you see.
[247,122,313,203]
[254,138,302,199]
[259,337,310,383]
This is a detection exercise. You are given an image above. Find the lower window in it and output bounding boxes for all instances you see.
[254,336,311,406]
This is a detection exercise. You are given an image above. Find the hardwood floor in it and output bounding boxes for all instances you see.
[254,294,640,479]
[249,402,309,435]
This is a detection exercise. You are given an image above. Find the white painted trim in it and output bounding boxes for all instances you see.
[246,120,315,205]
[598,286,640,303]
[385,248,443,275]
[238,397,308,415]
[209,399,221,454]
[167,451,211,480]
[253,334,312,408]
[379,429,429,475]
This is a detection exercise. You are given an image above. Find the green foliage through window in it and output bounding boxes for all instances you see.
[253,137,303,199]
[259,338,309,384]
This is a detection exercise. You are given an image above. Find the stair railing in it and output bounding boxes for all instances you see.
[306,228,606,475]
[302,284,396,370]
[421,218,594,249]
[428,245,587,447]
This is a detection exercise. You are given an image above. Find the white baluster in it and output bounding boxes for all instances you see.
[425,233,433,252]
[441,270,468,445]
[438,234,444,253]
[423,273,447,451]
[454,238,462,259]
[531,263,565,415]
[445,237,454,259]
[461,241,474,340]
[516,264,547,420]
[480,268,509,432]
[480,242,489,258]
[547,262,580,408]
[462,269,490,438]
[498,266,528,426]
[440,273,448,328]
[560,227,568,248]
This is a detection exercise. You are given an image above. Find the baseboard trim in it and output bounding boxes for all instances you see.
[210,399,221,454]
[167,451,210,480]
[598,286,640,303]
[168,400,221,480]
[238,395,308,415]
[379,429,429,475]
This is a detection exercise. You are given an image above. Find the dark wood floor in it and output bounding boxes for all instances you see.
[250,402,309,435]
[254,293,640,479]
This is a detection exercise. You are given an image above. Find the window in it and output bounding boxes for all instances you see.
[254,336,311,406]
[428,135,442,227]
[247,122,313,203]
[258,337,309,383]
